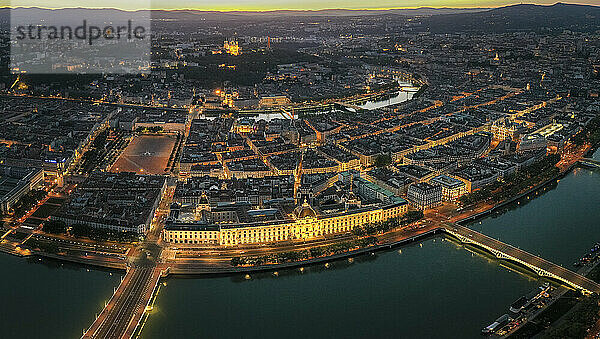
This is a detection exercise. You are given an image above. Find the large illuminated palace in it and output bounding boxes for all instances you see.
[162,172,409,246]
[163,199,408,246]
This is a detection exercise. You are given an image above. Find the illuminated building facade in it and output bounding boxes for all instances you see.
[223,40,241,56]
[0,165,44,214]
[163,200,408,246]
[259,95,292,107]
[233,118,255,135]
[429,175,467,201]
[406,182,442,210]
[490,119,526,141]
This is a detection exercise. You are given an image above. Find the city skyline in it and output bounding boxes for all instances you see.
[1,2,600,338]
[5,0,600,11]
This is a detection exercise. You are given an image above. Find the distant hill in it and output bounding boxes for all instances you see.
[423,3,600,33]
[0,7,149,28]
[150,8,487,20]
[1,4,598,30]
[0,7,487,24]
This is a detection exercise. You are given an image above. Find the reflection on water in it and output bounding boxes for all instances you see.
[0,253,120,339]
[357,90,413,110]
[142,236,542,339]
[469,166,600,267]
[142,163,600,339]
[202,82,416,122]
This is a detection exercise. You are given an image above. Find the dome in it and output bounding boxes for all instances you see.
[294,200,317,219]
[199,191,210,205]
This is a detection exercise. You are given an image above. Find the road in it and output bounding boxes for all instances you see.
[80,185,174,339]
[83,266,160,339]
[167,224,440,270]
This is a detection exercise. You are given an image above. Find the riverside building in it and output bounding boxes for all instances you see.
[406,182,442,210]
[163,200,408,246]
[429,175,468,201]
[0,165,44,214]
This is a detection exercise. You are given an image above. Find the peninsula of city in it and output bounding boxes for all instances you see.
[1,2,600,338]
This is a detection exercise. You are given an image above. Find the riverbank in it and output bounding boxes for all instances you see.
[0,243,28,257]
[166,228,442,276]
[457,162,577,226]
[2,151,593,278]
[171,159,582,276]
[3,155,596,339]
[33,252,127,270]
[508,258,600,338]
[585,143,599,158]
[141,235,538,339]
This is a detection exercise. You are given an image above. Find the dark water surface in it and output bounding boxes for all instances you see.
[1,151,598,339]
[0,256,120,338]
[142,151,600,339]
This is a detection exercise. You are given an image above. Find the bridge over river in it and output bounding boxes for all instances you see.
[82,266,162,339]
[441,224,600,295]
[579,158,600,169]
[79,217,600,339]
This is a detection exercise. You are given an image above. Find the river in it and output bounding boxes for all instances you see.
[0,151,597,338]
[223,82,416,121]
[140,150,600,339]
[469,166,600,267]
[0,255,120,338]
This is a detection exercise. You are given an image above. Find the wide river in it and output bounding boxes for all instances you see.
[0,149,598,338]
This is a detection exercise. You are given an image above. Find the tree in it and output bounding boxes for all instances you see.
[92,130,109,149]
[401,210,424,225]
[374,154,392,168]
[572,116,600,146]
[309,247,326,258]
[43,220,67,234]
[11,189,47,219]
[352,226,366,237]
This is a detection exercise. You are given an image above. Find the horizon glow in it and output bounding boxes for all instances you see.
[6,0,600,11]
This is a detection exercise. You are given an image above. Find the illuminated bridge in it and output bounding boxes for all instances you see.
[334,102,364,112]
[441,224,600,295]
[579,158,600,169]
[82,266,162,339]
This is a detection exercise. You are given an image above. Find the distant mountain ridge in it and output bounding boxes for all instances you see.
[1,3,599,31]
[0,6,488,22]
[153,7,489,18]
[423,3,600,32]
